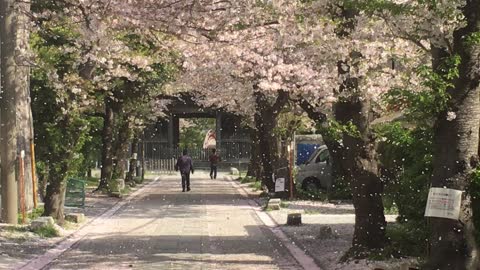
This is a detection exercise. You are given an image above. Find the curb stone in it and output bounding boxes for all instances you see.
[14,176,160,270]
[225,175,322,270]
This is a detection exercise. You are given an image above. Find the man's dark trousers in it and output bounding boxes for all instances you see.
[181,172,191,191]
[210,165,217,179]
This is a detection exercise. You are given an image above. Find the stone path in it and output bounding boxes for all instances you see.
[45,172,303,270]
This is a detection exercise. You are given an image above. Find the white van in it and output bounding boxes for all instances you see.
[296,145,333,191]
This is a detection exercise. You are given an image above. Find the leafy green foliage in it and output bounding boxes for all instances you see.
[179,118,216,150]
[378,123,432,223]
[18,207,45,224]
[317,119,361,141]
[343,0,413,16]
[464,32,480,47]
[384,55,460,124]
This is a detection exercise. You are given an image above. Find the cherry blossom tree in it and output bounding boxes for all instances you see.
[356,0,480,268]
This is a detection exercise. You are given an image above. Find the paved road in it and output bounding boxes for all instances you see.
[46,172,302,270]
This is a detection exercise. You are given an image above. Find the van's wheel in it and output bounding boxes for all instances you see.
[302,177,320,192]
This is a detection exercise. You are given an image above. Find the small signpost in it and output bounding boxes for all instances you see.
[275,178,286,192]
[425,187,463,220]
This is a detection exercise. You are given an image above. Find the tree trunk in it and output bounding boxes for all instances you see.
[426,2,480,268]
[98,97,115,191]
[255,108,277,192]
[112,115,132,181]
[335,95,386,255]
[254,91,288,192]
[42,117,79,224]
[0,0,19,224]
[43,164,68,224]
[126,135,139,183]
[247,128,263,179]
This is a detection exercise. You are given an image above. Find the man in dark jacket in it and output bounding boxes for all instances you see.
[175,149,194,192]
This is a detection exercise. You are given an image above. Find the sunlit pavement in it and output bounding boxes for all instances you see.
[45,171,302,270]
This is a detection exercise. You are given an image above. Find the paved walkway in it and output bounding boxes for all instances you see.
[45,172,302,270]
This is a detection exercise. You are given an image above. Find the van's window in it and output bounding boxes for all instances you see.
[315,150,330,163]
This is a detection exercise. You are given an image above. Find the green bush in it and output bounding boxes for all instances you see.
[249,181,262,191]
[18,207,44,224]
[381,222,428,259]
[373,123,432,260]
[33,224,60,238]
[295,178,352,201]
[377,124,432,223]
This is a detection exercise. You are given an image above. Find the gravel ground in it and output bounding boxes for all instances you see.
[234,179,418,270]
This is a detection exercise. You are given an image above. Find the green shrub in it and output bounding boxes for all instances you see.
[377,124,432,224]
[248,181,262,191]
[18,206,44,224]
[33,224,60,238]
[384,222,428,258]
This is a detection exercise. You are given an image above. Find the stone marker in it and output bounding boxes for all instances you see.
[267,198,281,210]
[30,216,55,230]
[65,213,85,223]
[230,167,240,175]
[287,213,302,226]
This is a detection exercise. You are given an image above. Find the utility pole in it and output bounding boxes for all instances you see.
[0,0,19,224]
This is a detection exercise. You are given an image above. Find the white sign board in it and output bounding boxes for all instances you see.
[275,178,285,192]
[425,187,463,220]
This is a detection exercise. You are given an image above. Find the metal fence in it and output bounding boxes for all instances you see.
[142,140,251,172]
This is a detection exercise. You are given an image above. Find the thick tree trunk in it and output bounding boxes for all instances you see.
[255,108,277,192]
[335,96,386,255]
[247,128,262,179]
[126,135,139,183]
[0,0,19,224]
[98,97,115,191]
[112,115,132,181]
[42,117,78,224]
[43,164,67,224]
[426,2,480,268]
[254,91,289,192]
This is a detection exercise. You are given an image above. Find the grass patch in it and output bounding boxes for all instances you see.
[384,204,399,215]
[85,177,100,188]
[296,188,329,201]
[342,222,427,262]
[33,224,60,238]
[121,186,132,195]
[6,225,29,233]
[248,181,262,191]
[18,206,44,224]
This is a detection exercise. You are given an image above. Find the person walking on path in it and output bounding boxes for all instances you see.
[175,149,194,192]
[209,149,220,179]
